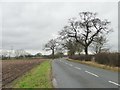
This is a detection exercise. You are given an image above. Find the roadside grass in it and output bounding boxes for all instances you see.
[13,60,53,88]
[67,58,120,72]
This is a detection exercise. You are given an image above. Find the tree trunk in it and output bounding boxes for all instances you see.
[52,49,54,59]
[84,46,89,61]
[84,46,88,55]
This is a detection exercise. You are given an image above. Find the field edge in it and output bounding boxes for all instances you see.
[12,60,53,88]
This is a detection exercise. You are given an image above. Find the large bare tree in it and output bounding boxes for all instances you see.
[44,39,58,58]
[59,12,112,55]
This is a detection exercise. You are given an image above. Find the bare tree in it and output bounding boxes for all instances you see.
[44,39,58,58]
[15,49,30,58]
[91,36,109,54]
[59,12,112,55]
[35,52,42,57]
[61,38,83,56]
[1,50,9,59]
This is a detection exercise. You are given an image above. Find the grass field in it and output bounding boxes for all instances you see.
[13,60,53,88]
[67,59,120,72]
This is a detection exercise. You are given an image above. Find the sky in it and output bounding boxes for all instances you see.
[1,1,118,55]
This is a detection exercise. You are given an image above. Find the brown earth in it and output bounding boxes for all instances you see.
[2,59,45,87]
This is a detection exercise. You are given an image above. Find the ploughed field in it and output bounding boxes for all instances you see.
[2,59,44,87]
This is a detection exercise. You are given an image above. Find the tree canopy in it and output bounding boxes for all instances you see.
[59,12,112,55]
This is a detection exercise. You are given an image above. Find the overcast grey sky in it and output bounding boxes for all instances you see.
[1,2,118,55]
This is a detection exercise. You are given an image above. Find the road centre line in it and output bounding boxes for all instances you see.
[74,67,81,70]
[64,62,68,65]
[108,81,120,86]
[65,62,68,64]
[69,64,73,66]
[85,70,99,77]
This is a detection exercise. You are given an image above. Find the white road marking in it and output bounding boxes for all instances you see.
[65,62,68,64]
[64,62,68,64]
[108,81,120,86]
[69,64,73,66]
[52,78,58,88]
[85,71,99,77]
[74,67,81,70]
[66,63,68,64]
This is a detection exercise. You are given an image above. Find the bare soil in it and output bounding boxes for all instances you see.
[2,59,45,87]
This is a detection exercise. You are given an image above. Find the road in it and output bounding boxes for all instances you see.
[52,58,119,88]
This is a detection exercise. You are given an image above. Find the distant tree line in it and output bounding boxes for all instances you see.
[1,49,43,60]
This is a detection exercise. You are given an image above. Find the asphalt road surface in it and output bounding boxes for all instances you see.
[52,58,119,88]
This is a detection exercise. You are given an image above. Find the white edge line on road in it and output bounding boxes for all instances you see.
[52,78,58,88]
[85,70,99,77]
[74,67,81,70]
[108,81,120,86]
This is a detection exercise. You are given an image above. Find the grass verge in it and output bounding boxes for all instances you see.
[13,60,53,88]
[67,58,120,72]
